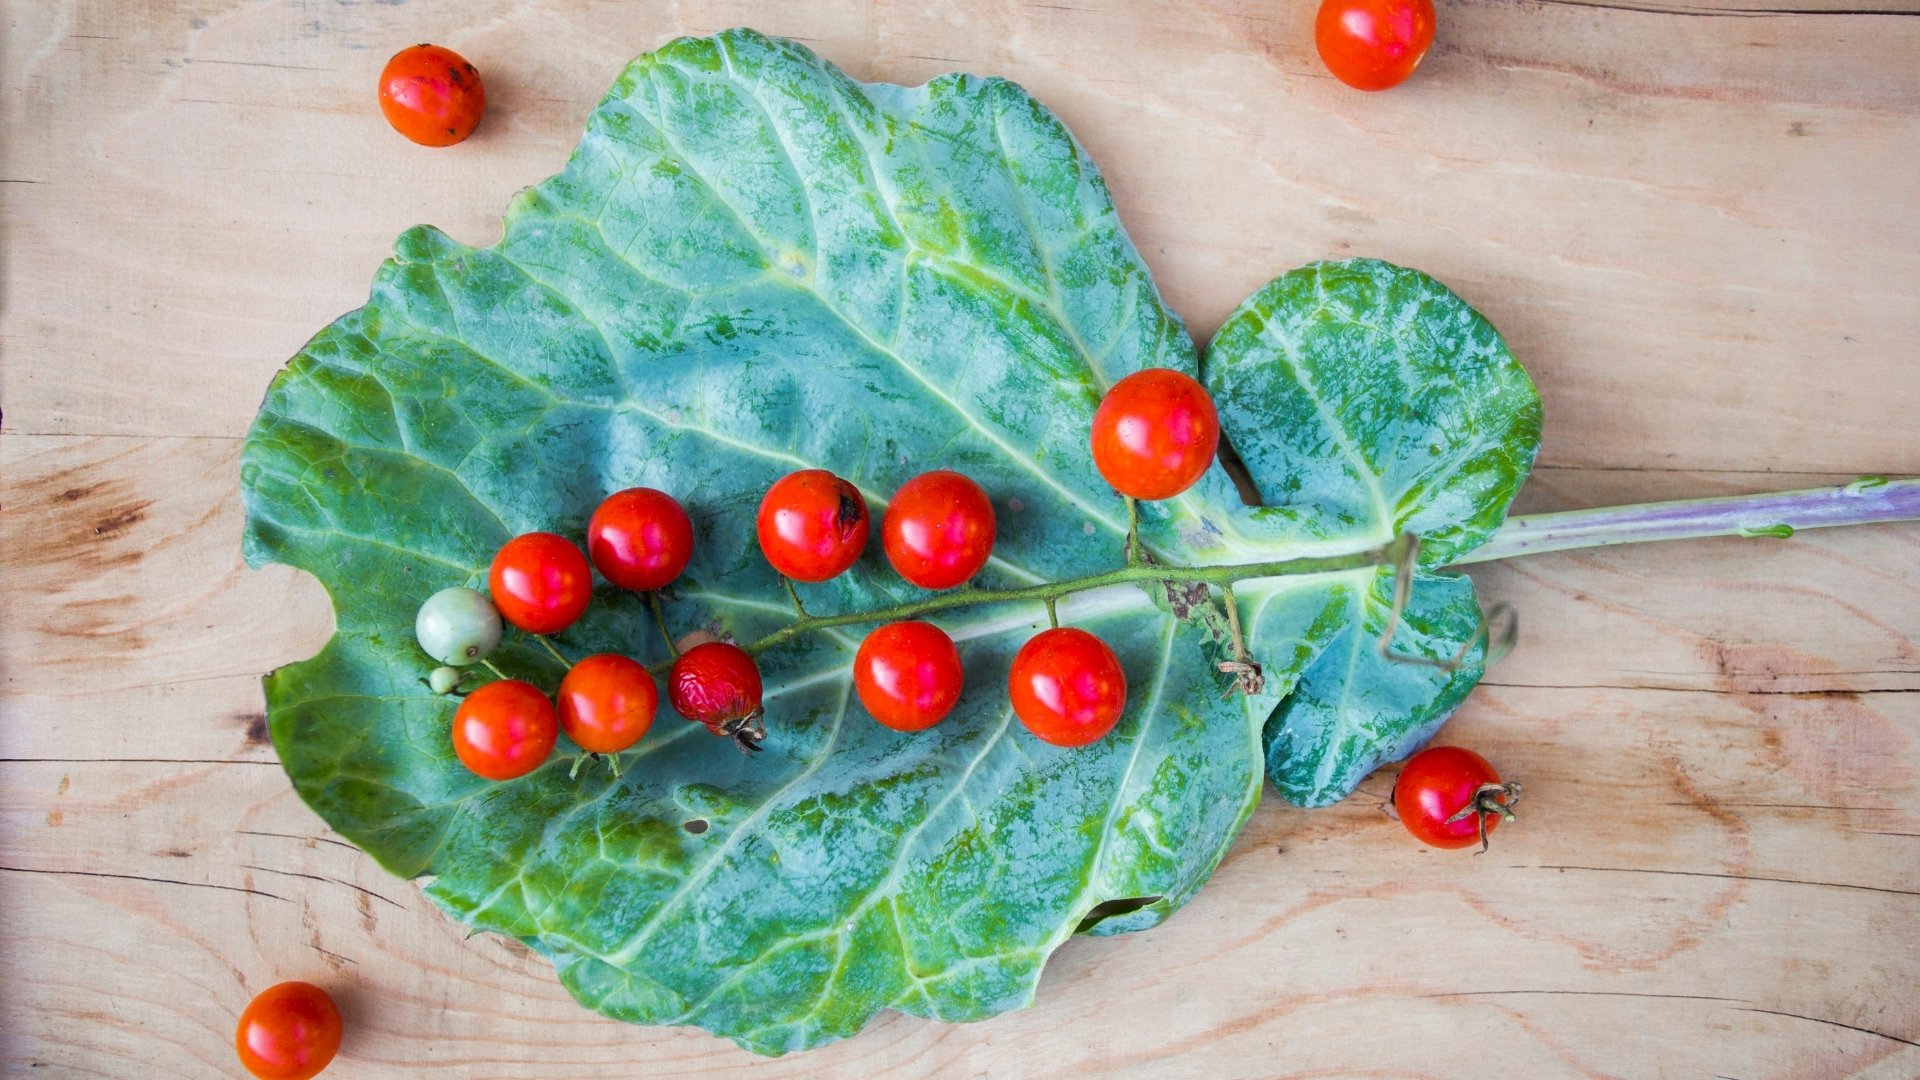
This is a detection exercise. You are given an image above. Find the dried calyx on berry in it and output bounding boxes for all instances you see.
[711,710,768,754]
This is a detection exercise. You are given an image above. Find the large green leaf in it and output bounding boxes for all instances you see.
[241,30,1539,1053]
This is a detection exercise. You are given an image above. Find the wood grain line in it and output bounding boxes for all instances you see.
[0,865,288,903]
[239,865,409,911]
[1734,1008,1920,1048]
[1526,1,1920,17]
[1480,682,1919,695]
[1423,989,1747,1003]
[1528,865,1920,899]
[235,828,361,853]
[0,757,277,766]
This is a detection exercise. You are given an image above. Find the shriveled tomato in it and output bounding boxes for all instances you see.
[1090,368,1220,501]
[669,641,766,751]
[756,469,869,582]
[452,679,558,780]
[587,487,695,591]
[489,532,592,634]
[854,621,963,731]
[1009,627,1127,747]
[1315,0,1436,92]
[1392,745,1519,851]
[378,43,485,147]
[235,981,342,1080]
[881,470,996,590]
[557,653,657,754]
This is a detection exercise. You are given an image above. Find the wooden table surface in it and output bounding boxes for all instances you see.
[5,1,1918,1076]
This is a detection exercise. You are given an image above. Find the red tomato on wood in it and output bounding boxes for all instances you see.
[378,44,485,147]
[235,981,341,1080]
[1393,745,1520,851]
[1315,0,1437,92]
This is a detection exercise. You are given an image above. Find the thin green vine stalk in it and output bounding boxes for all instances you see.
[532,634,571,668]
[637,478,1919,674]
[728,534,1416,662]
[781,576,811,617]
[646,592,679,658]
[1124,496,1143,566]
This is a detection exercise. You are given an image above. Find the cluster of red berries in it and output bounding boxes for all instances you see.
[418,367,1222,781]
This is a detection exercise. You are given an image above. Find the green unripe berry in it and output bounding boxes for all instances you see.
[416,586,503,666]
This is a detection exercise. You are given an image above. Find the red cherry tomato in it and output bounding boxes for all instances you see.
[669,641,766,750]
[880,470,996,590]
[1009,627,1127,747]
[557,653,658,754]
[488,532,592,634]
[756,469,870,582]
[1315,0,1436,92]
[1089,368,1220,501]
[235,981,342,1080]
[587,487,694,592]
[1392,746,1520,851]
[378,43,485,147]
[854,621,964,731]
[452,679,558,780]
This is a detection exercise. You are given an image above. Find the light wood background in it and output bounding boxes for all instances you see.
[4,1,1918,1076]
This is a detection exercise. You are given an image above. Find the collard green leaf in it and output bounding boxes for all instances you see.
[1197,259,1539,568]
[241,30,1540,1054]
[1188,260,1540,805]
[247,29,1266,1055]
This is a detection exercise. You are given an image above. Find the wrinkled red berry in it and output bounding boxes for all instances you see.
[668,642,766,752]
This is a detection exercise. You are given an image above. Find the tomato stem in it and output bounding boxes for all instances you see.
[1374,534,1500,674]
[479,658,508,681]
[706,480,1920,679]
[1123,496,1143,566]
[736,534,1417,660]
[1221,583,1243,656]
[647,593,679,659]
[1045,597,1060,629]
[1442,781,1521,853]
[781,576,811,618]
[1217,582,1264,695]
[532,634,571,668]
